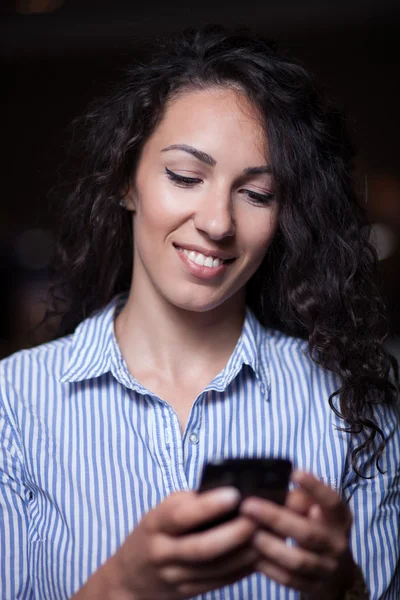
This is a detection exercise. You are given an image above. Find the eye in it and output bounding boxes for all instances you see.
[239,189,276,206]
[165,167,202,187]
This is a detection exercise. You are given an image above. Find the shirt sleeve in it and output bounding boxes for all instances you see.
[342,401,400,600]
[0,375,34,599]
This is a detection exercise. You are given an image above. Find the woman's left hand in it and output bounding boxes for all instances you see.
[240,471,355,597]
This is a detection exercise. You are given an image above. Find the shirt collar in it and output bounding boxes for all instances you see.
[206,307,269,393]
[60,296,269,393]
[59,295,125,383]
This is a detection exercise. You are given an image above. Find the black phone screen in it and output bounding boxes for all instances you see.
[193,457,292,532]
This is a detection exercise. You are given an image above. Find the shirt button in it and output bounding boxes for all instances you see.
[189,432,199,445]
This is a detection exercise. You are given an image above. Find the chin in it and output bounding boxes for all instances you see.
[160,278,246,314]
[166,289,242,315]
[172,299,225,313]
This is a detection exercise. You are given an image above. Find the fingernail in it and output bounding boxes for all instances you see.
[213,486,241,503]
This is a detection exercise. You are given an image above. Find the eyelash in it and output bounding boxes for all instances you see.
[166,167,202,186]
[165,167,275,206]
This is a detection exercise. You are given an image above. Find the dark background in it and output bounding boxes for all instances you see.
[1,0,400,357]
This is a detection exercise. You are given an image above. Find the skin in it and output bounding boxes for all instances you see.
[74,87,355,599]
[123,87,278,317]
[115,86,279,430]
[241,472,354,597]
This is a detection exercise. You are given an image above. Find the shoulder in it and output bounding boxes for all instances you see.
[0,336,73,421]
[262,326,309,359]
[260,324,338,377]
[0,298,119,423]
[0,335,73,384]
[258,325,400,444]
[254,324,343,403]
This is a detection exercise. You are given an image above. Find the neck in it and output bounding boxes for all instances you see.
[114,280,245,382]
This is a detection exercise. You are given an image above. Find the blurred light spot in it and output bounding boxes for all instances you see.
[369,223,398,261]
[16,0,64,14]
[14,229,55,270]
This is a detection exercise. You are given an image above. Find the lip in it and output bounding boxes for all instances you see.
[175,246,232,280]
[173,243,236,261]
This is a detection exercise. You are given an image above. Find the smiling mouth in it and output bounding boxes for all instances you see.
[175,245,235,268]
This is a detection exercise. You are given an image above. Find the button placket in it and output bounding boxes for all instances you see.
[184,394,206,489]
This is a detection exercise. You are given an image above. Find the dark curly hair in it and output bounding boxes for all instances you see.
[50,26,398,475]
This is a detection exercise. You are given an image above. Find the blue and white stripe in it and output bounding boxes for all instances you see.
[0,295,399,599]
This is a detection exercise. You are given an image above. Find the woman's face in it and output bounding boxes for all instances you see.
[126,86,279,314]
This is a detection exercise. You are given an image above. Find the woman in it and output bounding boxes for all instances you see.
[0,26,399,600]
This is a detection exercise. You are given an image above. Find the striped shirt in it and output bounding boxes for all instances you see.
[0,295,399,600]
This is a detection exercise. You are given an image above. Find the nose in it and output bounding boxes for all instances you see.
[193,194,235,240]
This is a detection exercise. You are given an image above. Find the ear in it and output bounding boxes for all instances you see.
[124,186,137,212]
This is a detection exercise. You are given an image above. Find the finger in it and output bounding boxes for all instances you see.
[285,487,315,516]
[253,529,337,578]
[149,488,241,535]
[159,544,258,585]
[309,503,327,524]
[240,497,338,553]
[167,515,257,563]
[292,472,352,527]
[255,559,324,594]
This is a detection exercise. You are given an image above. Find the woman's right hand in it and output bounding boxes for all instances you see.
[108,487,258,599]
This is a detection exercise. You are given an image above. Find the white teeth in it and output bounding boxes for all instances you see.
[181,248,224,268]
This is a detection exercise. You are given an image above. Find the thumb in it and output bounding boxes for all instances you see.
[152,488,241,536]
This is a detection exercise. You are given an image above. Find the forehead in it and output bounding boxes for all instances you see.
[144,86,269,163]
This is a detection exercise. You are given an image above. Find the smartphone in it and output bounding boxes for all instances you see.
[193,457,292,532]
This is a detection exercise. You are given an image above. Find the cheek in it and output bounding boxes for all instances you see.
[243,211,278,256]
[135,183,189,232]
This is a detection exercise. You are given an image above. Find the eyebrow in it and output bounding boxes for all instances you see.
[161,144,272,175]
[161,144,216,167]
[243,165,273,176]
